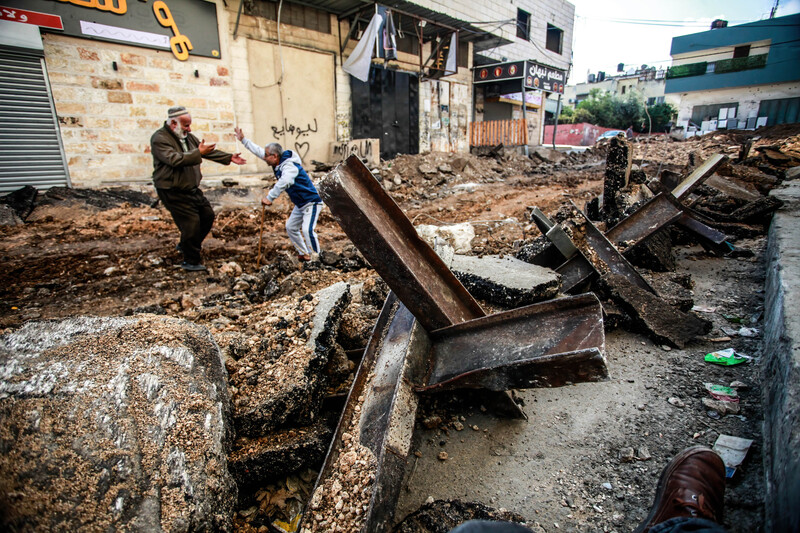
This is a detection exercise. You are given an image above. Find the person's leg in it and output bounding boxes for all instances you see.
[649,517,727,533]
[449,520,532,533]
[193,189,216,249]
[285,205,309,256]
[157,188,203,265]
[300,202,322,254]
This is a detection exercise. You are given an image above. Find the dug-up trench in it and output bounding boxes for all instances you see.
[1,124,799,533]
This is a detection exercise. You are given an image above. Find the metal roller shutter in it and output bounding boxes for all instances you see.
[0,46,70,193]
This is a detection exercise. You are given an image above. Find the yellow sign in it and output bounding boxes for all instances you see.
[153,0,193,61]
[54,0,127,15]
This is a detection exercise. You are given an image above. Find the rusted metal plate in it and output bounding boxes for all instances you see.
[319,155,484,331]
[419,293,607,392]
[564,202,656,294]
[555,254,597,294]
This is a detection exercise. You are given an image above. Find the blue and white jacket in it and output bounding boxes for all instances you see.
[241,137,322,207]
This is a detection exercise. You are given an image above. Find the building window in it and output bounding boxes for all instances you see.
[656,96,665,104]
[517,9,530,40]
[706,62,716,73]
[621,86,626,95]
[247,0,331,33]
[647,97,655,105]
[733,45,751,58]
[546,24,563,54]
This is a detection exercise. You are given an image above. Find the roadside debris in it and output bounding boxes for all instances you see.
[705,348,752,365]
[713,434,754,478]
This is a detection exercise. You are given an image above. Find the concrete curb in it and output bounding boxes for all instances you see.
[762,178,800,532]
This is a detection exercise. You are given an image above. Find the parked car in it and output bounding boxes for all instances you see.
[595,130,626,143]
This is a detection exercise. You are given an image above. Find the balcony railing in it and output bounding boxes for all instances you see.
[715,53,768,73]
[666,53,768,79]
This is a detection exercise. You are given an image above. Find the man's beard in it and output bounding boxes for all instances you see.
[172,123,189,139]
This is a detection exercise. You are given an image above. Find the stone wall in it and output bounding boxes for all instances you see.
[44,26,241,188]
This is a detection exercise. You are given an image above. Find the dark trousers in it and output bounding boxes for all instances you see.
[449,518,727,533]
[156,187,215,265]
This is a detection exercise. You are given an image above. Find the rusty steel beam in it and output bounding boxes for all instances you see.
[605,193,683,246]
[563,202,656,294]
[421,293,607,392]
[672,153,729,200]
[319,155,485,331]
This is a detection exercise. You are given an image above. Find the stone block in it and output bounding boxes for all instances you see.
[107,91,133,104]
[126,81,159,92]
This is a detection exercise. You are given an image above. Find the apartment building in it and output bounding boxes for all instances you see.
[665,13,800,137]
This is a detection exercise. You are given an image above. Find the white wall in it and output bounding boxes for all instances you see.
[675,81,800,129]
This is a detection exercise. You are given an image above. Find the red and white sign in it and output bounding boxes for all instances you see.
[0,6,63,30]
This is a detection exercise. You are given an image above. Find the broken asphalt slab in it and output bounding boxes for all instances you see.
[229,282,350,438]
[597,273,712,349]
[450,254,560,307]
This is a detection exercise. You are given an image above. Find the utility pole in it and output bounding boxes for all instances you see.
[770,0,780,18]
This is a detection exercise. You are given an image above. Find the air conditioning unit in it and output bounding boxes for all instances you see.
[588,73,596,83]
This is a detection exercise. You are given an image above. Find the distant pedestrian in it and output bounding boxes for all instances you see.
[235,127,324,261]
[626,125,634,140]
[150,106,246,271]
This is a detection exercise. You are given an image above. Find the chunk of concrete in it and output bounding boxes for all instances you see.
[597,274,711,348]
[451,254,560,307]
[0,315,237,532]
[416,223,476,254]
[230,282,350,437]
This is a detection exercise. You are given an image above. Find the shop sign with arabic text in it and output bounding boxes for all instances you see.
[1,0,219,61]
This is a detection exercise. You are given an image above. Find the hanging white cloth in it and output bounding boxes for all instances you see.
[343,13,383,82]
[445,32,457,74]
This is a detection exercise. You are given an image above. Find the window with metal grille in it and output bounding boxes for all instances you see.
[517,9,530,40]
[546,24,563,54]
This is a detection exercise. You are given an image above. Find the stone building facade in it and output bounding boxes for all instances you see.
[0,0,574,190]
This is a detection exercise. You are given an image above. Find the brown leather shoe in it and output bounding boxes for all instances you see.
[634,446,726,533]
[298,254,311,262]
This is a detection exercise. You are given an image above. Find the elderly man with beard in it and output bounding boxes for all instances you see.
[150,106,246,271]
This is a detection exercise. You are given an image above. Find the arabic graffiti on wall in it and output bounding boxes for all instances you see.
[330,138,379,167]
[270,118,318,140]
[270,118,319,161]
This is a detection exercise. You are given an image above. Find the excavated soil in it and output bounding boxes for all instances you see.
[2,123,799,532]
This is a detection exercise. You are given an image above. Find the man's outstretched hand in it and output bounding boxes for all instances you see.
[231,153,246,165]
[234,127,244,142]
[198,139,216,155]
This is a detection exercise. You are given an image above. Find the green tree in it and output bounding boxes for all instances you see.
[645,102,677,132]
[557,105,575,124]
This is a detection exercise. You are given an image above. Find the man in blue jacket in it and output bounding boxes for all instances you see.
[235,127,324,261]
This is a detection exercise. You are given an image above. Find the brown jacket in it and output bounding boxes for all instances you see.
[150,122,233,190]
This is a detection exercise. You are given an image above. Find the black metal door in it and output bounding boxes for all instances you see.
[351,67,418,160]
